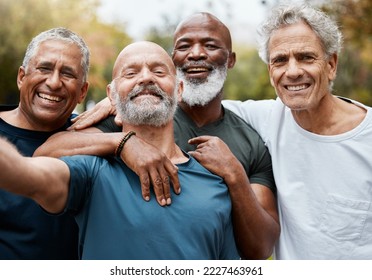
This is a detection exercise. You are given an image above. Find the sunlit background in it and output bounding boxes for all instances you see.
[1,0,371,111]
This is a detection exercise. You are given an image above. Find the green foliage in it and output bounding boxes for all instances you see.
[224,45,275,101]
[144,14,178,55]
[322,0,372,105]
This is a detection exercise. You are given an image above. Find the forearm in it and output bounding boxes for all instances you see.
[0,137,69,213]
[225,166,280,259]
[34,130,124,158]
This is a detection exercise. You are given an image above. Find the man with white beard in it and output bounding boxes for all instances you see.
[171,15,279,260]
[35,13,279,259]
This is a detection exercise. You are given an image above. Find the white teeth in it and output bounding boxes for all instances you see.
[187,67,207,72]
[38,93,62,102]
[287,84,307,91]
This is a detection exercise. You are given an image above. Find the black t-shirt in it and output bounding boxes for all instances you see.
[0,105,79,259]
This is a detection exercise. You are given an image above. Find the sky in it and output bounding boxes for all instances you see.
[97,0,274,45]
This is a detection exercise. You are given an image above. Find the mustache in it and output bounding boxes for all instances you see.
[128,84,167,100]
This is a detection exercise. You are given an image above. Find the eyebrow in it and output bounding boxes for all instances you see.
[175,36,221,44]
[119,61,172,73]
[38,61,77,73]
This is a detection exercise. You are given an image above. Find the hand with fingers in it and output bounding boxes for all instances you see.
[188,135,242,181]
[120,134,181,206]
[69,97,117,131]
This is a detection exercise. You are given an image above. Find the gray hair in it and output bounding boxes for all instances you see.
[257,2,343,64]
[22,27,90,83]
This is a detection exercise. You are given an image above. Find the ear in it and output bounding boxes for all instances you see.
[327,53,338,82]
[17,66,26,90]
[77,82,89,104]
[177,80,184,103]
[227,52,236,69]
[107,83,117,106]
[267,64,275,87]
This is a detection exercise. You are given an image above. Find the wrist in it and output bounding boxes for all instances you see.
[115,131,136,157]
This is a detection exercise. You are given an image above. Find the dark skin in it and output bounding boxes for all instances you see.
[172,12,236,127]
[172,13,279,258]
[35,13,280,259]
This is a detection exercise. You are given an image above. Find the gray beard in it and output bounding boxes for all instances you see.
[113,83,177,127]
[177,63,227,107]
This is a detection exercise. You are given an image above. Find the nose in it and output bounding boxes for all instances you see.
[187,44,207,60]
[137,68,155,85]
[285,58,304,79]
[45,70,62,89]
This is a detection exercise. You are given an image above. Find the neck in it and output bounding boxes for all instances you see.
[179,94,224,127]
[292,95,366,135]
[123,122,186,163]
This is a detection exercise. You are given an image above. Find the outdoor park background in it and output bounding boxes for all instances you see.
[0,0,371,112]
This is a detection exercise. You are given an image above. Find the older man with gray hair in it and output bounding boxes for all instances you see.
[223,2,372,259]
[0,27,89,259]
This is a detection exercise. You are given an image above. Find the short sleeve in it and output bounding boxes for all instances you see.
[95,116,121,133]
[60,155,101,215]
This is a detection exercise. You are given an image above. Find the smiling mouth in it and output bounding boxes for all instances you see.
[186,67,209,73]
[38,93,62,102]
[285,84,309,91]
[131,91,162,100]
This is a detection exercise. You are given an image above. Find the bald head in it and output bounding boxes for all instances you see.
[108,41,180,128]
[173,12,232,51]
[112,41,176,79]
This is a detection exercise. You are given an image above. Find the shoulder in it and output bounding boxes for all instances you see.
[95,115,121,133]
[222,108,262,139]
[0,104,18,113]
[178,155,225,183]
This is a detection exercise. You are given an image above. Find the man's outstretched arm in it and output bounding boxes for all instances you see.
[34,129,180,206]
[0,137,70,213]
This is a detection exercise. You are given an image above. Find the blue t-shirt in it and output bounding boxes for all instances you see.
[96,107,276,194]
[0,105,79,260]
[61,154,239,260]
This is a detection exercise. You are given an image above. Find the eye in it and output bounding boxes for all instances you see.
[300,55,315,62]
[175,43,190,51]
[61,71,76,79]
[122,71,137,78]
[270,56,287,66]
[205,44,219,50]
[153,67,166,76]
[37,66,52,73]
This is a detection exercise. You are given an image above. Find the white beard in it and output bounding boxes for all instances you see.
[177,63,228,106]
[112,82,177,127]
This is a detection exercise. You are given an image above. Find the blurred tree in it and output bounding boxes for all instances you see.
[0,0,131,110]
[322,0,372,105]
[145,14,177,54]
[225,45,275,101]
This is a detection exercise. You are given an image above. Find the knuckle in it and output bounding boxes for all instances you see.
[162,176,170,184]
[153,176,163,186]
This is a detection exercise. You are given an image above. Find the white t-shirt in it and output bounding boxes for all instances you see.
[223,97,372,259]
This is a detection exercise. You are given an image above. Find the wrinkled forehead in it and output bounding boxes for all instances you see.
[174,14,232,49]
[268,22,324,55]
[113,44,175,77]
